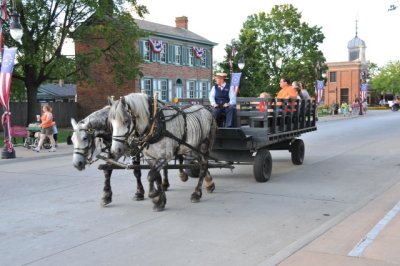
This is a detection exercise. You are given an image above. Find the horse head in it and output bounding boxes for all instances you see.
[71,118,96,170]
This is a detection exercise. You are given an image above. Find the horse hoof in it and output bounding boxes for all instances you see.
[101,198,112,206]
[206,182,215,193]
[133,193,144,201]
[148,191,158,199]
[152,192,167,211]
[190,192,202,203]
[179,172,189,182]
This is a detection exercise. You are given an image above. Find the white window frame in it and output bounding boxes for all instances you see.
[160,79,169,101]
[143,41,150,61]
[189,48,194,66]
[175,46,181,65]
[143,78,152,96]
[160,43,167,63]
[201,50,207,67]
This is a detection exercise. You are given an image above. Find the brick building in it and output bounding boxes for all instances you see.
[324,32,369,106]
[76,16,217,118]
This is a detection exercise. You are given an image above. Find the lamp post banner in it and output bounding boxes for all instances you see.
[231,72,242,96]
[0,47,17,153]
[316,79,324,104]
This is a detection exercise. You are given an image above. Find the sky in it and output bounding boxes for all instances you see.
[131,0,400,67]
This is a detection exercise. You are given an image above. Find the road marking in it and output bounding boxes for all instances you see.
[348,201,400,257]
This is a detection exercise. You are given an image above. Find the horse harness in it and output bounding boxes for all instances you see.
[128,99,214,160]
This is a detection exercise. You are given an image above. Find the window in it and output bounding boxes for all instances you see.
[160,43,167,63]
[175,46,181,64]
[143,78,152,96]
[329,72,337,83]
[200,81,208,98]
[189,48,194,66]
[160,80,168,101]
[188,81,196,98]
[201,50,207,67]
[143,41,150,61]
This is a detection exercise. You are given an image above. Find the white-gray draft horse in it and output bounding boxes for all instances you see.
[108,93,217,211]
[71,106,171,205]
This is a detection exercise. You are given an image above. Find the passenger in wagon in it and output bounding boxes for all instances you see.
[209,72,236,127]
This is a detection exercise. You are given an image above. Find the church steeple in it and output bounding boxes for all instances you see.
[347,19,366,63]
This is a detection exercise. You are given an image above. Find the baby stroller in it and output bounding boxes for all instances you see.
[24,123,51,149]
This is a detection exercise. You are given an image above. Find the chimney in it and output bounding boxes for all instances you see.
[59,79,65,87]
[175,16,188,30]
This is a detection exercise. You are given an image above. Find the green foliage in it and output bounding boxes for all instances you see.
[220,4,325,97]
[370,61,400,95]
[5,0,148,123]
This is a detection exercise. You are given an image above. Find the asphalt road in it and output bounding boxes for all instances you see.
[0,110,399,266]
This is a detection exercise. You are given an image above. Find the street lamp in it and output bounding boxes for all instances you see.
[1,1,23,159]
[238,53,245,70]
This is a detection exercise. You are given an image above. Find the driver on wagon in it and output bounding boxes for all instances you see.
[209,72,236,127]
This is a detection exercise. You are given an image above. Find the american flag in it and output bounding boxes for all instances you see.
[315,80,324,104]
[0,47,17,152]
[0,0,8,21]
[360,83,368,102]
[230,72,242,96]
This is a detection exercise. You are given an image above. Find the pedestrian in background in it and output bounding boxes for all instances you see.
[32,105,57,152]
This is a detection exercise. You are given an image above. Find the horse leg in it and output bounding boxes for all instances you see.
[147,160,167,211]
[204,170,215,193]
[191,158,207,203]
[133,159,145,201]
[101,169,113,206]
[178,155,188,182]
[162,166,170,191]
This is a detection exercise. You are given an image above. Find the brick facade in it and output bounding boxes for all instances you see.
[75,17,216,118]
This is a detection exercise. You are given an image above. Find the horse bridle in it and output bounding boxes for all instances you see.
[73,127,97,163]
[111,101,136,144]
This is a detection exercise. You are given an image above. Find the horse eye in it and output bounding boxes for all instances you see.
[83,137,88,141]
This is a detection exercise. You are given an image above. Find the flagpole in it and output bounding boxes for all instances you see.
[1,1,23,159]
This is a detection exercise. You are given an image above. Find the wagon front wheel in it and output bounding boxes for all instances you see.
[253,149,272,183]
[291,139,305,165]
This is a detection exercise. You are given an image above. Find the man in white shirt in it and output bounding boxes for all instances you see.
[209,72,236,127]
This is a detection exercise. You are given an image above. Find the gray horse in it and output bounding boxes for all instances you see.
[71,106,170,205]
[108,93,217,211]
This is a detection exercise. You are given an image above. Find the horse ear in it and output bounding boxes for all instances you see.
[121,96,126,106]
[71,118,78,130]
[108,96,114,106]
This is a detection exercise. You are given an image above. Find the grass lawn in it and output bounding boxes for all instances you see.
[1,128,73,146]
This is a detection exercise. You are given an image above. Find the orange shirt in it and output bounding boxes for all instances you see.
[276,85,298,99]
[41,112,53,128]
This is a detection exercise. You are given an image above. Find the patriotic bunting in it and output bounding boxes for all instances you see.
[149,39,164,53]
[193,46,204,59]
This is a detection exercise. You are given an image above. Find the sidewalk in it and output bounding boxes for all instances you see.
[318,113,361,123]
[0,142,73,165]
[279,182,400,266]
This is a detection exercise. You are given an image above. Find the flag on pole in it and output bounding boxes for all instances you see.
[230,72,242,96]
[315,80,324,104]
[0,0,8,21]
[0,47,17,152]
[360,83,368,102]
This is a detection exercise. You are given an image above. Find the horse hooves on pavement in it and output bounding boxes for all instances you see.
[206,182,215,193]
[133,192,145,201]
[101,198,112,207]
[179,172,189,182]
[190,192,202,203]
[152,192,167,212]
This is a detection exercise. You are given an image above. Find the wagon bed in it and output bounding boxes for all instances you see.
[178,97,317,182]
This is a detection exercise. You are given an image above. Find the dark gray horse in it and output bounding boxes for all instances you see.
[71,106,170,205]
[108,93,217,211]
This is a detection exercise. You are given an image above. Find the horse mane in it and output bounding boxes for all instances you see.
[109,93,150,134]
[78,106,110,134]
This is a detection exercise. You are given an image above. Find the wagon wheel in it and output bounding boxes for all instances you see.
[253,148,272,183]
[291,139,305,165]
[392,104,399,112]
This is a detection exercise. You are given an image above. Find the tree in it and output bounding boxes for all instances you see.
[370,61,400,95]
[220,4,325,97]
[5,0,148,125]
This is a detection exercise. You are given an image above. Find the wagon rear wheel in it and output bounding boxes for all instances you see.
[291,139,305,165]
[253,148,272,183]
